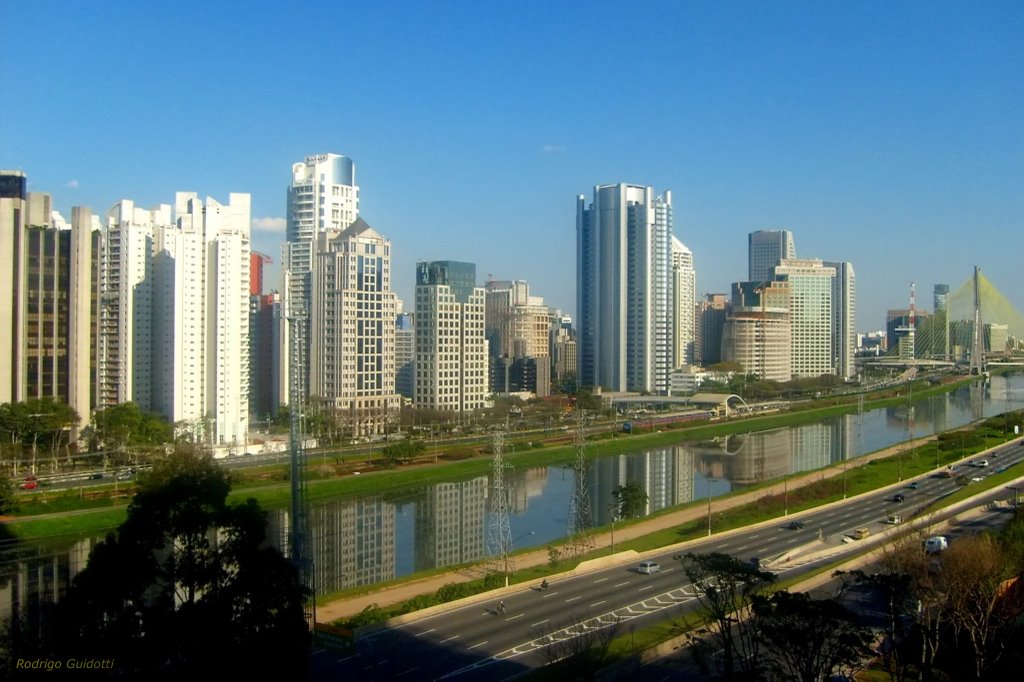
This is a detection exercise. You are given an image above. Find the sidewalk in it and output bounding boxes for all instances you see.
[316,432,1014,624]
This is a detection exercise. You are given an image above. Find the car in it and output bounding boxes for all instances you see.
[852,527,871,540]
[969,476,984,483]
[637,561,661,574]
[906,482,919,490]
[884,514,902,525]
[20,476,38,490]
[88,472,105,480]
[785,520,805,530]
[892,493,906,503]
[924,536,948,554]
[975,459,989,468]
[116,468,135,481]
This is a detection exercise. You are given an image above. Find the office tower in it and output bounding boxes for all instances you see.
[695,293,729,366]
[825,261,856,379]
[414,261,487,413]
[485,279,553,396]
[576,184,674,393]
[151,192,251,446]
[671,237,695,368]
[722,281,792,381]
[98,200,167,410]
[282,153,359,400]
[933,284,949,312]
[18,198,99,428]
[771,259,836,378]
[748,229,796,282]
[395,312,415,399]
[0,171,27,404]
[310,217,400,435]
[550,314,577,388]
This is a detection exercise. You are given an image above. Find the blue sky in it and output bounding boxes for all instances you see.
[2,0,1021,331]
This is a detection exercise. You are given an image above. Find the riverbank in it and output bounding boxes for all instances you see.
[316,419,1023,625]
[3,375,983,541]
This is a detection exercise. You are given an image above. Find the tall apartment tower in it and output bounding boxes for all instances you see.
[721,281,792,381]
[310,217,400,435]
[1,171,28,404]
[414,261,487,413]
[98,199,168,410]
[748,230,796,282]
[150,192,251,446]
[577,184,674,393]
[671,237,696,368]
[771,258,836,378]
[824,261,856,380]
[282,153,359,400]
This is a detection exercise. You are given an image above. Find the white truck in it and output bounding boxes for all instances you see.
[924,536,948,554]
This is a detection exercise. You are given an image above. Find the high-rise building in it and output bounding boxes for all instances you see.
[825,261,856,379]
[695,293,729,366]
[98,199,166,410]
[282,153,359,401]
[671,237,695,368]
[550,314,577,389]
[395,312,415,399]
[933,284,949,312]
[0,171,27,404]
[485,279,553,396]
[310,217,400,435]
[249,252,282,420]
[576,184,674,393]
[414,261,487,413]
[748,229,796,282]
[771,258,836,378]
[721,281,792,381]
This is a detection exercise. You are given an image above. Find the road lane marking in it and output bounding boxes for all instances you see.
[531,619,549,627]
[638,585,653,591]
[397,668,419,677]
[506,613,525,621]
[440,634,460,644]
[593,577,608,583]
[542,592,558,598]
[467,640,488,650]
[591,600,606,607]
[565,596,581,602]
[614,581,630,587]
[415,628,436,637]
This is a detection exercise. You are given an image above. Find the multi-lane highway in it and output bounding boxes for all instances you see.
[312,438,1024,681]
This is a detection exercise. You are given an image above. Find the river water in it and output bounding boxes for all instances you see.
[3,374,1023,613]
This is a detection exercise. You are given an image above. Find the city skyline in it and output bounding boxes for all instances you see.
[3,1,1022,329]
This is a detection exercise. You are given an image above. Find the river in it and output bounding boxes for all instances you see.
[3,374,1022,615]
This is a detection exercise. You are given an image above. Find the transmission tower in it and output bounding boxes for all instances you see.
[565,407,594,556]
[287,314,314,626]
[969,266,986,376]
[486,431,514,578]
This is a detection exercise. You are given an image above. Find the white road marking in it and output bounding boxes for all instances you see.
[467,640,489,650]
[591,600,606,607]
[531,619,550,627]
[565,596,581,603]
[415,628,436,637]
[614,581,630,587]
[440,634,460,644]
[506,613,525,621]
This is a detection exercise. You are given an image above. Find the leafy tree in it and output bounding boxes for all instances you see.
[612,481,649,519]
[0,470,16,516]
[0,397,79,473]
[678,552,775,680]
[54,447,309,679]
[91,402,173,455]
[752,590,874,682]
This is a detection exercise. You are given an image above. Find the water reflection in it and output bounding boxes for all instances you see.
[4,375,1023,616]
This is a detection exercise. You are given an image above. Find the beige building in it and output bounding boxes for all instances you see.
[485,279,553,396]
[310,217,401,435]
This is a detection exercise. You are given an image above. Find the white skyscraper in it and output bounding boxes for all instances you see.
[151,192,251,446]
[98,199,168,410]
[414,261,487,413]
[771,258,837,378]
[577,184,674,393]
[310,217,400,435]
[749,229,796,282]
[825,261,856,380]
[283,153,359,400]
[671,236,695,368]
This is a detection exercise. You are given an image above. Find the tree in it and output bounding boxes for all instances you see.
[753,590,874,682]
[54,447,309,679]
[678,552,775,680]
[534,611,622,680]
[612,481,649,519]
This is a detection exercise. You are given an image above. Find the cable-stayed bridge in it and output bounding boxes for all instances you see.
[878,267,1023,371]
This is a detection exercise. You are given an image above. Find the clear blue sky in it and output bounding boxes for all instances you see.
[2,0,1021,331]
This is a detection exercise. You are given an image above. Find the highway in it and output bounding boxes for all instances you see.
[311,438,1024,681]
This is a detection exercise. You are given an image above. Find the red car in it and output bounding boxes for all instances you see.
[20,476,38,490]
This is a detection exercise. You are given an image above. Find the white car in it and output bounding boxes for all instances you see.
[637,561,661,574]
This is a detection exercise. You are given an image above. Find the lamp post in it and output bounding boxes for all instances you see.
[707,476,713,537]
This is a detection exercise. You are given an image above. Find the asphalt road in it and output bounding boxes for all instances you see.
[311,439,1024,681]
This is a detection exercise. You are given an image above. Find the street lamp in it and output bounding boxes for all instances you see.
[707,476,714,537]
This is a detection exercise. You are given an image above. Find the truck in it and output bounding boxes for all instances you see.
[853,527,871,540]
[924,536,948,554]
